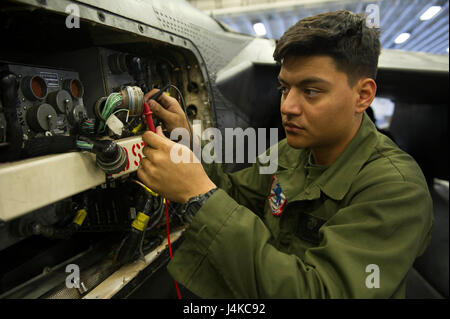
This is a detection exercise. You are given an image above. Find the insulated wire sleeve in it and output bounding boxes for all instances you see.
[131,179,160,198]
[76,140,94,150]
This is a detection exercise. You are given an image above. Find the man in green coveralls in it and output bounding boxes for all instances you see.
[137,10,433,298]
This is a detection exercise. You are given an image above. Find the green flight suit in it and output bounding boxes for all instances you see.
[167,113,433,298]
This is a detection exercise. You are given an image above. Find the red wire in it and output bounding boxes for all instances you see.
[165,200,182,299]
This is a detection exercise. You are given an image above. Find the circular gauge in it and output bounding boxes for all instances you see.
[21,76,48,101]
[64,79,84,99]
[47,89,73,114]
[26,103,58,132]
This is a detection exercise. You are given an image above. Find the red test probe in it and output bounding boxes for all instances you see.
[143,102,156,133]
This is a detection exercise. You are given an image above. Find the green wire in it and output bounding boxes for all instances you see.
[76,141,94,150]
[97,93,123,133]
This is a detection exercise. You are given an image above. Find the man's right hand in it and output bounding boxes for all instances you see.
[144,89,190,136]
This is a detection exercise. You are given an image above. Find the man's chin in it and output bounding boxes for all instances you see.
[285,135,310,149]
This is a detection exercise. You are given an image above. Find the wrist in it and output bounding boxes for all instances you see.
[182,182,217,204]
[181,187,218,223]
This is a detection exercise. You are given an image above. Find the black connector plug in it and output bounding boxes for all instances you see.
[91,140,127,175]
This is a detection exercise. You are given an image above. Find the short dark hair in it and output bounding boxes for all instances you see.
[273,10,381,86]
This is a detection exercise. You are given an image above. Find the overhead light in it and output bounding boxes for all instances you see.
[253,22,266,36]
[394,33,411,44]
[420,6,441,21]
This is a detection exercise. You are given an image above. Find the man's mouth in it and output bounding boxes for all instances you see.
[283,122,305,133]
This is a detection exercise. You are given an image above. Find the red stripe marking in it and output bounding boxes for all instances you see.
[124,148,130,171]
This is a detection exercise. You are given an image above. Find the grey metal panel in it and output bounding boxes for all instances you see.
[75,0,223,33]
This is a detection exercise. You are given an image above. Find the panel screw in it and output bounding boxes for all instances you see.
[98,12,106,22]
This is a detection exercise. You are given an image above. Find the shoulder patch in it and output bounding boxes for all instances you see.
[268,174,287,216]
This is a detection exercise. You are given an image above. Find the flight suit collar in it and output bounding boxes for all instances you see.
[317,112,379,201]
[277,113,379,202]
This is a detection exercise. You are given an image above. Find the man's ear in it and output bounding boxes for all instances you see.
[355,78,377,114]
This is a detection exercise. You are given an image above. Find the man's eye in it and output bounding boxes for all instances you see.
[277,85,288,94]
[305,89,320,96]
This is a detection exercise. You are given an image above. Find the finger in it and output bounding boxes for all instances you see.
[156,92,179,110]
[137,163,155,189]
[146,90,182,114]
[142,145,154,160]
[145,89,174,109]
[142,130,166,150]
[144,89,162,102]
[156,125,163,136]
[148,99,175,124]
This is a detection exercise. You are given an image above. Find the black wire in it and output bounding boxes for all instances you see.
[146,196,165,230]
[170,84,193,149]
[138,196,165,260]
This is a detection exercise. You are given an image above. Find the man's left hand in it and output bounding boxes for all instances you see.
[137,126,217,203]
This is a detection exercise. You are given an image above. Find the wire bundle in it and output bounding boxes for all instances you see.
[131,179,182,299]
[76,140,93,150]
[97,93,123,133]
[80,118,95,134]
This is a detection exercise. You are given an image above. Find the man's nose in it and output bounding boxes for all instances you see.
[280,89,302,116]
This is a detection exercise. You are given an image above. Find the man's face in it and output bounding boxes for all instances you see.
[278,55,360,150]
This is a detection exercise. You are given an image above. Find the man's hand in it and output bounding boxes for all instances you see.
[137,126,216,204]
[144,89,190,136]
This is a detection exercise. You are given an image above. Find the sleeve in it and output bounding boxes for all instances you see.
[201,159,272,216]
[167,180,433,298]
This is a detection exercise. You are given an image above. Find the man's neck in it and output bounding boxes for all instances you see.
[311,118,362,166]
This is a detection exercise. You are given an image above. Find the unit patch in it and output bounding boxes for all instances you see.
[268,174,286,216]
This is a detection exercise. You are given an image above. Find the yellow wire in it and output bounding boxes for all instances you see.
[131,179,164,202]
[132,123,143,135]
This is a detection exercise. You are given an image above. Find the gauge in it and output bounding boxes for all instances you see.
[21,76,48,101]
[47,89,73,114]
[64,79,84,99]
[26,103,58,132]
